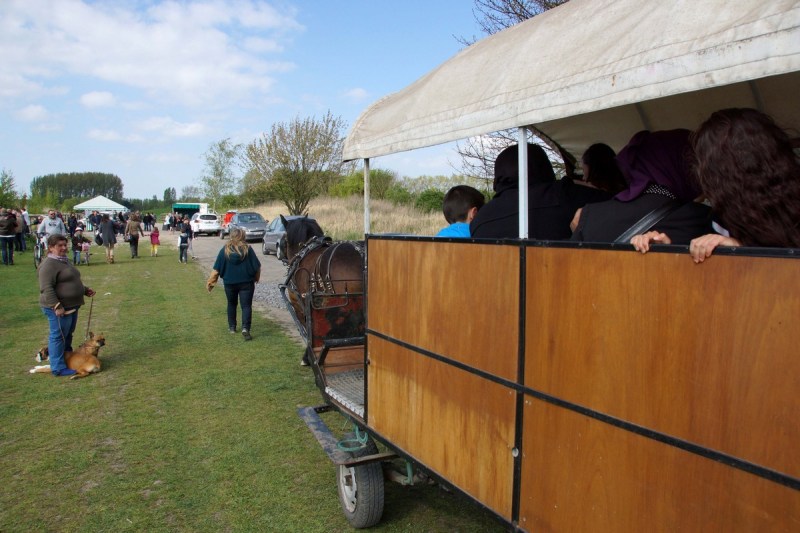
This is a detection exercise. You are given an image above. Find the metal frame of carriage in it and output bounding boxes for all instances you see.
[289,1,800,530]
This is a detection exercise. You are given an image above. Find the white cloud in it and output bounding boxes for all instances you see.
[80,91,116,108]
[343,87,369,102]
[15,104,49,122]
[0,1,303,106]
[88,129,143,142]
[138,116,207,137]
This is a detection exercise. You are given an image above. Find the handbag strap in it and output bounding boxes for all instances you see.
[614,199,683,244]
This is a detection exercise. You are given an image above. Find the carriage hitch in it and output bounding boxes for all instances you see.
[298,405,396,467]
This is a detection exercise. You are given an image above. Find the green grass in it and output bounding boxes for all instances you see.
[0,244,505,532]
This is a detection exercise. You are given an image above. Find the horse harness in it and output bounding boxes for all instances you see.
[285,237,365,298]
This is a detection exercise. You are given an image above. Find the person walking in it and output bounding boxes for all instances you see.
[206,227,261,340]
[149,226,160,256]
[0,208,17,265]
[98,213,117,263]
[38,234,96,376]
[124,214,145,259]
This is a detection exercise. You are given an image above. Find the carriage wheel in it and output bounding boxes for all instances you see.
[337,433,384,529]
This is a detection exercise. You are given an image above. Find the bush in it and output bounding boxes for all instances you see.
[415,188,445,213]
[385,184,413,206]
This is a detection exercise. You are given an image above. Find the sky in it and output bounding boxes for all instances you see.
[0,0,482,200]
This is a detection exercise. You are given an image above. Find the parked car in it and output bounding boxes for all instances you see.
[262,215,319,256]
[219,210,238,238]
[190,213,222,236]
[228,212,268,242]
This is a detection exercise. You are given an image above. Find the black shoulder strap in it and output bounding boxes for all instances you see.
[614,199,683,244]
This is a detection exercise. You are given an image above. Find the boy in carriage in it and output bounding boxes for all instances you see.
[435,185,485,238]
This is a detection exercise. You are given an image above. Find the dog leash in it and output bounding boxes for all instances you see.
[84,296,94,340]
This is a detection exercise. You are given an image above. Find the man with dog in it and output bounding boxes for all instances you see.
[38,234,96,376]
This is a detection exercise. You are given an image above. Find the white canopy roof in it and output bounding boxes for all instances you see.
[343,0,800,161]
[73,195,127,212]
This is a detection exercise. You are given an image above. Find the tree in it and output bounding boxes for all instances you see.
[180,186,202,202]
[329,168,397,199]
[29,172,124,203]
[245,111,350,215]
[455,0,570,181]
[163,187,177,204]
[201,138,242,212]
[0,168,18,207]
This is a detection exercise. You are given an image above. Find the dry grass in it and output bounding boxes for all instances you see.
[252,196,445,240]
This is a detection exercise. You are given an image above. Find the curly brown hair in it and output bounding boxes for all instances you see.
[692,108,800,247]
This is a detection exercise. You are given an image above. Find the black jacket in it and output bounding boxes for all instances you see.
[471,179,610,240]
[571,194,713,244]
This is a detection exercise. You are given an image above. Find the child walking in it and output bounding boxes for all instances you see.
[178,227,189,263]
[70,229,92,265]
[150,226,160,256]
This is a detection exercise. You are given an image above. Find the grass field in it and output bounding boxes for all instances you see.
[0,243,505,532]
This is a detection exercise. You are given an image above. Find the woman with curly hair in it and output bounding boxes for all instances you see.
[206,227,261,340]
[632,108,800,261]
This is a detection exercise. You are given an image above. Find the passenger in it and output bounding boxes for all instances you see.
[580,143,627,195]
[632,109,800,260]
[470,143,609,239]
[436,185,485,238]
[571,129,712,243]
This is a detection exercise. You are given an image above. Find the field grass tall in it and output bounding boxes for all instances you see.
[0,244,503,532]
[253,195,445,240]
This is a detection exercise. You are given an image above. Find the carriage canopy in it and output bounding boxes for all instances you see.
[343,0,800,161]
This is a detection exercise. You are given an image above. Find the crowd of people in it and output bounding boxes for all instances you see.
[436,108,800,262]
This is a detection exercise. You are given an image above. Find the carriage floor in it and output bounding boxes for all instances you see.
[325,368,365,418]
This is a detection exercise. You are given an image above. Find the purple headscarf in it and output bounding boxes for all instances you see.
[614,129,700,202]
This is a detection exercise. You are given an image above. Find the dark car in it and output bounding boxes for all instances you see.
[262,215,319,256]
[228,212,268,242]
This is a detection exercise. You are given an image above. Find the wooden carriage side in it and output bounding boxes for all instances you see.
[364,236,800,532]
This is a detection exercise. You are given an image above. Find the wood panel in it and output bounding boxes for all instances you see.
[368,239,519,382]
[519,397,800,532]
[525,248,799,478]
[366,335,516,519]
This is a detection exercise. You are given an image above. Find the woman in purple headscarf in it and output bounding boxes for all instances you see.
[632,109,800,261]
[571,129,713,243]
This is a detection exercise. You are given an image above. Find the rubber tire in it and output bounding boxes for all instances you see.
[33,244,42,269]
[219,231,225,239]
[337,433,385,529]
[262,240,269,255]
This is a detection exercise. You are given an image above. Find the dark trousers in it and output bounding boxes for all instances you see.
[179,244,188,263]
[14,233,26,251]
[0,236,14,264]
[224,281,255,331]
[129,235,139,257]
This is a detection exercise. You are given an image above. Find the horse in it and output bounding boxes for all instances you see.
[279,215,365,366]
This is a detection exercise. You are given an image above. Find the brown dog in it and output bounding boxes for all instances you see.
[31,332,106,379]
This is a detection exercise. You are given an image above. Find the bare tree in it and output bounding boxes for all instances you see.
[245,111,351,215]
[455,0,570,183]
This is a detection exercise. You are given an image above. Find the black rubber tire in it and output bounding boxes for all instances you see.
[262,240,269,255]
[33,244,42,269]
[337,433,385,529]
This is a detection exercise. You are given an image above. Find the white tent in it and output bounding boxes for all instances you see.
[343,0,800,161]
[73,195,127,213]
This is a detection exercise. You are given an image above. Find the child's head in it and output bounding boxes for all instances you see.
[442,185,485,224]
[152,226,159,234]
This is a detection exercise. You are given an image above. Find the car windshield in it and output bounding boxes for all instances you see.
[238,214,263,223]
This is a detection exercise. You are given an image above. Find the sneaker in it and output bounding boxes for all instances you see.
[242,330,252,341]
[229,327,236,334]
[53,368,77,377]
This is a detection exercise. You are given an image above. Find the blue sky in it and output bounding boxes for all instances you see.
[0,0,481,200]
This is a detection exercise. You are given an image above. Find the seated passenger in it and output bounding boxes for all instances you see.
[436,185,485,238]
[632,108,800,261]
[571,129,712,243]
[470,143,609,239]
[580,143,628,195]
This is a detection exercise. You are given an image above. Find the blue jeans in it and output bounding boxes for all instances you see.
[0,236,14,264]
[73,249,81,264]
[179,244,188,263]
[224,282,255,331]
[42,306,79,375]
